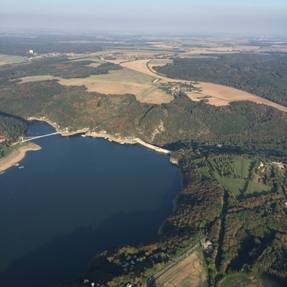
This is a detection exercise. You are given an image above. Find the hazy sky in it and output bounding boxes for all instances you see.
[1,0,287,36]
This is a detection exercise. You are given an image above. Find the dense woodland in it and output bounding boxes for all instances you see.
[0,113,27,157]
[158,53,287,106]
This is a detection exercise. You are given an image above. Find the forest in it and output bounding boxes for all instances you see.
[0,113,27,157]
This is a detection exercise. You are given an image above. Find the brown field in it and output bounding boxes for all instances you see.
[87,62,102,68]
[121,59,188,83]
[121,59,287,113]
[18,75,59,84]
[183,45,260,55]
[188,82,287,112]
[148,41,181,50]
[149,58,172,69]
[121,59,161,78]
[59,68,172,104]
[107,59,126,65]
[155,251,207,287]
[18,67,173,104]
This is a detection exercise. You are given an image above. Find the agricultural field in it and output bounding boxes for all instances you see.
[120,59,187,83]
[155,250,208,287]
[186,82,287,113]
[59,66,173,104]
[0,54,27,66]
[18,66,173,104]
[18,75,59,84]
[218,273,261,287]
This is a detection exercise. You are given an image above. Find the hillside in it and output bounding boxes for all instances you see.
[0,50,287,286]
[157,53,287,106]
[0,57,286,156]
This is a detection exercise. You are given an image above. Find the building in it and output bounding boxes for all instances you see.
[0,136,7,143]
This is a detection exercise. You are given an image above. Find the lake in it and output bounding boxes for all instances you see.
[0,121,182,287]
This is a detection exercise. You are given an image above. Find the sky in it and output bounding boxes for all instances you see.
[1,0,287,36]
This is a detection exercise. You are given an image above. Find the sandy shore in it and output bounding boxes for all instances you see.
[0,142,41,173]
[28,116,171,155]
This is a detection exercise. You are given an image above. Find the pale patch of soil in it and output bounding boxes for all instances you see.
[87,62,102,68]
[151,120,165,141]
[18,75,59,83]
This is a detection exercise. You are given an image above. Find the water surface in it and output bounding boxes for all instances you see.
[0,121,182,287]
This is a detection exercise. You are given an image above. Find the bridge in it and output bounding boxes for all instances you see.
[11,132,60,146]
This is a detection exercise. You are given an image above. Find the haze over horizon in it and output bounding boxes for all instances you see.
[1,0,287,36]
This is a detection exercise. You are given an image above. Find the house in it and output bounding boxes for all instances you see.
[0,136,7,143]
[201,238,213,251]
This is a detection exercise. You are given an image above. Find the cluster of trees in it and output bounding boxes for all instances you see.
[0,113,27,157]
[0,113,27,140]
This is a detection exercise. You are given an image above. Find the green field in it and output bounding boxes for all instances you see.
[215,176,246,196]
[0,54,26,66]
[246,181,272,195]
[218,273,261,287]
[203,156,275,197]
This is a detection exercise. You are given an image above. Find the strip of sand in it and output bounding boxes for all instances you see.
[28,116,171,155]
[0,143,41,173]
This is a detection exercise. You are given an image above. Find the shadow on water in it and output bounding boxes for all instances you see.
[262,274,287,287]
[0,209,165,287]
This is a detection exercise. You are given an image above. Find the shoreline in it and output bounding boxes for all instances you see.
[0,142,41,173]
[27,116,171,156]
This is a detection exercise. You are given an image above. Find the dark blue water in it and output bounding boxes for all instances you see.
[0,122,182,287]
